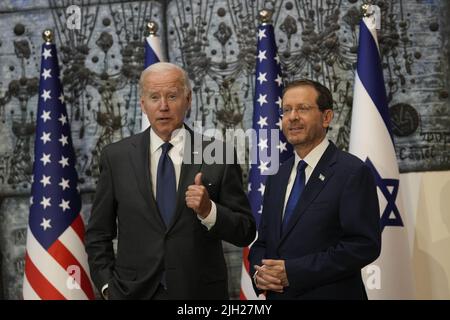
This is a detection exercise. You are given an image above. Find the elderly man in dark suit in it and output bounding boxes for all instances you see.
[249,79,381,300]
[86,62,256,300]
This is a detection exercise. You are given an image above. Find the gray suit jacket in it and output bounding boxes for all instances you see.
[85,126,255,299]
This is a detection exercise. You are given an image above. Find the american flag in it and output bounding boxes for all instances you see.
[23,41,95,299]
[240,22,292,300]
[142,25,164,131]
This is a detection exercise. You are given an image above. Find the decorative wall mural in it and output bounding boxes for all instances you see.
[0,0,448,299]
[167,0,449,173]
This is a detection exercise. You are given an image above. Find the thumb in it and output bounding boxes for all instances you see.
[194,172,203,186]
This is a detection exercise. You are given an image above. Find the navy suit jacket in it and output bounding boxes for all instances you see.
[248,141,381,300]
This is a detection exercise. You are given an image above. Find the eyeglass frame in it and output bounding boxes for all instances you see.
[279,104,321,116]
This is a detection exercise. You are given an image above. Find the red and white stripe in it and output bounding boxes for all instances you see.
[23,215,95,300]
[240,239,265,300]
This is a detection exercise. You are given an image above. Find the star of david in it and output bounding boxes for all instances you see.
[365,158,403,232]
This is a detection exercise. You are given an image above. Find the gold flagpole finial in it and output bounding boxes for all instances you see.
[361,3,372,17]
[146,21,158,36]
[258,9,273,24]
[42,29,53,44]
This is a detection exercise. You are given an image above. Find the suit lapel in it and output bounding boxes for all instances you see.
[128,128,166,229]
[279,143,338,243]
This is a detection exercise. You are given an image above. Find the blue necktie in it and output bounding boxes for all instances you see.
[282,160,307,233]
[156,142,176,227]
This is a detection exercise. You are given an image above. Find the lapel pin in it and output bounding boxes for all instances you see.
[319,174,325,181]
[192,151,199,155]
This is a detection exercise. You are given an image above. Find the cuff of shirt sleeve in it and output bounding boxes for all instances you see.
[197,201,217,230]
[101,283,109,300]
[253,270,259,286]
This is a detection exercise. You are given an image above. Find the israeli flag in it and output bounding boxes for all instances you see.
[349,10,415,299]
[142,33,164,131]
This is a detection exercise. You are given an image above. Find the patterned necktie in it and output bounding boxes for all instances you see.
[282,160,307,233]
[156,142,176,227]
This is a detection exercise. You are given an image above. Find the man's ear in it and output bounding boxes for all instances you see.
[140,97,147,114]
[323,109,334,129]
[186,91,192,110]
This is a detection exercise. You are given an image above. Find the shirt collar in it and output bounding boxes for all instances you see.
[294,137,330,170]
[150,126,186,154]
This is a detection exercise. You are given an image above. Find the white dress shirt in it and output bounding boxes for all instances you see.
[282,138,330,217]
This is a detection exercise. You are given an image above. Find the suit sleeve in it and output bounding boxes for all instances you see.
[285,164,381,291]
[207,162,256,247]
[85,147,117,292]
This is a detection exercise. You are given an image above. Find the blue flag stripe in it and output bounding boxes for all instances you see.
[356,21,393,141]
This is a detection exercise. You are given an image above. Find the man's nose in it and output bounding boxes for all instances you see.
[159,97,169,110]
[288,109,300,121]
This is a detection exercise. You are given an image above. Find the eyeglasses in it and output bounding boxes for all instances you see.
[280,104,319,116]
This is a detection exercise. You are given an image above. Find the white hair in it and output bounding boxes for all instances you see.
[139,62,192,97]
